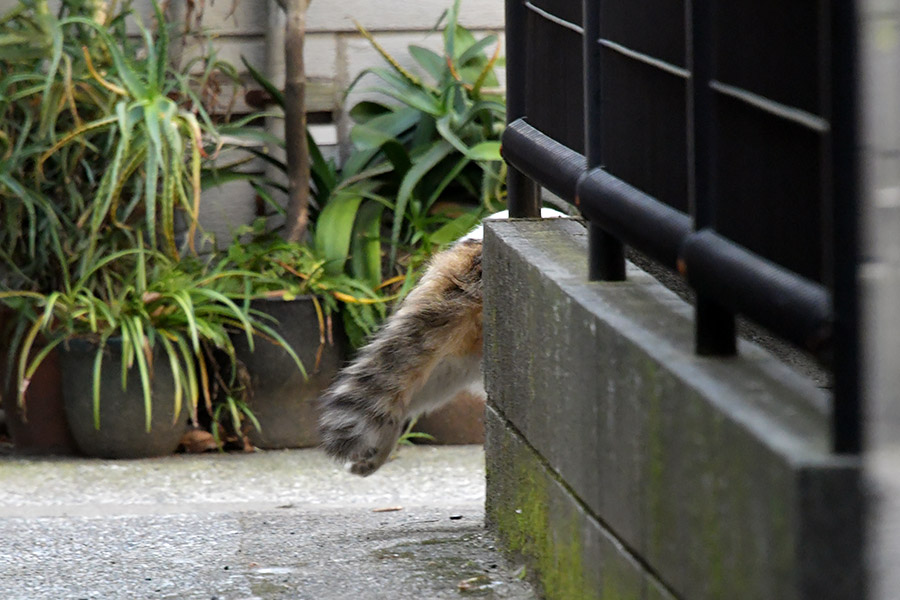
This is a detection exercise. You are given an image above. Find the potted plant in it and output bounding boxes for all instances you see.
[218,0,508,446]
[0,0,297,456]
[211,219,389,448]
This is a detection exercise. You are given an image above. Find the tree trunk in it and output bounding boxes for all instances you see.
[282,0,311,242]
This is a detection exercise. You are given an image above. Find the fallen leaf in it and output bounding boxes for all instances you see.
[458,575,492,592]
[179,429,218,453]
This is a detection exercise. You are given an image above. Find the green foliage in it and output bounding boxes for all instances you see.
[0,0,238,294]
[0,0,299,433]
[239,0,506,294]
[348,0,507,269]
[222,219,391,349]
[396,416,436,447]
[0,245,300,432]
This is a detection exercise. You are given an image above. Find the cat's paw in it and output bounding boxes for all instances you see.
[318,393,403,477]
[346,447,385,477]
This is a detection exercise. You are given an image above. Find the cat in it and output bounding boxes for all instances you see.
[317,208,569,476]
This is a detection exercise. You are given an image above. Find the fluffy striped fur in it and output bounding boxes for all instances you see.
[318,240,484,475]
[318,208,567,476]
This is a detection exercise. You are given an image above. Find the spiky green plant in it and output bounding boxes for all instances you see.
[0,244,302,432]
[233,0,507,295]
[0,0,305,434]
[0,0,238,294]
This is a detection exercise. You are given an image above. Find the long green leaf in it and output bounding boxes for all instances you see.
[126,317,154,433]
[408,45,447,83]
[390,140,454,264]
[315,191,365,276]
[157,334,183,427]
[350,201,385,288]
[92,335,110,430]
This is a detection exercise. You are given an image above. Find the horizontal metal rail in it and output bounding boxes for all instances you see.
[501,117,833,358]
[501,119,585,200]
[681,230,833,357]
[576,168,692,271]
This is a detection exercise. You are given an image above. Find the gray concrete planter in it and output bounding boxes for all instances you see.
[60,338,188,459]
[234,297,346,449]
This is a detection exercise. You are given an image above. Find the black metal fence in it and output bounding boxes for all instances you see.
[501,0,860,453]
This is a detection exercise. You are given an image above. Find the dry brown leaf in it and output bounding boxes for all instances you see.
[179,429,218,453]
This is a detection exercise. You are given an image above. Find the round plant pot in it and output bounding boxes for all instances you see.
[60,338,189,459]
[234,297,346,449]
[413,391,486,445]
[0,308,78,455]
[1,345,78,455]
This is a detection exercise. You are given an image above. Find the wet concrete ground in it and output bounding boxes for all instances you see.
[0,446,537,600]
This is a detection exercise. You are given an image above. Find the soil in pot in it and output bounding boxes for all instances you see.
[234,297,346,449]
[60,338,189,459]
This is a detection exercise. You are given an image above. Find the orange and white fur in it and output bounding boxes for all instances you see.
[318,209,568,475]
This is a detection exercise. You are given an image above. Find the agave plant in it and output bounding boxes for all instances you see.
[347,0,507,268]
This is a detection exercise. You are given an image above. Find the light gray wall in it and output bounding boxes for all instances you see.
[196,0,504,244]
[860,2,900,598]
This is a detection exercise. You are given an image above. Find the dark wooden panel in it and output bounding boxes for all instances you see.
[600,50,689,213]
[600,0,687,68]
[714,95,826,283]
[712,0,825,116]
[525,13,585,152]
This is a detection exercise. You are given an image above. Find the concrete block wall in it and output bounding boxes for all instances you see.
[483,219,863,600]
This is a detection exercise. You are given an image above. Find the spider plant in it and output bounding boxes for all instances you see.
[0,243,301,432]
[0,0,238,295]
[223,218,391,350]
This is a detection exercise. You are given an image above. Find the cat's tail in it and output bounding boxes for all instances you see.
[318,240,483,476]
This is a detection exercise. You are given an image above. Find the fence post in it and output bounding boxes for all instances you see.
[583,0,625,281]
[688,0,736,356]
[829,0,861,455]
[505,0,540,218]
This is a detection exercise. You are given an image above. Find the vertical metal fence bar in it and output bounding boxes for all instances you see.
[589,221,627,280]
[830,0,861,455]
[505,0,540,218]
[583,0,625,281]
[689,0,736,355]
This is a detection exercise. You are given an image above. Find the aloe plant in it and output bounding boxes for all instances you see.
[0,0,237,294]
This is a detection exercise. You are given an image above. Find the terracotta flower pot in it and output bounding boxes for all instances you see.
[1,346,78,455]
[0,308,78,455]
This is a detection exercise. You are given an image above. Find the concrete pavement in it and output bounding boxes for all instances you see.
[0,446,538,599]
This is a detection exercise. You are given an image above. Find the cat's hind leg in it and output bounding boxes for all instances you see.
[318,240,484,476]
